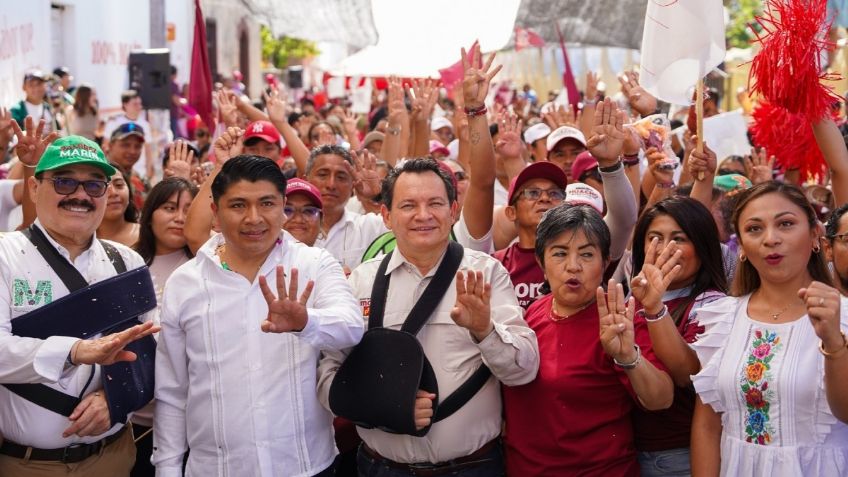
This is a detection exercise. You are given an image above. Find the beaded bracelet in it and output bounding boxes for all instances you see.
[614,344,642,369]
[637,305,668,322]
[464,104,488,118]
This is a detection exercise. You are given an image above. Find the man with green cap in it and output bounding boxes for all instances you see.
[0,117,159,476]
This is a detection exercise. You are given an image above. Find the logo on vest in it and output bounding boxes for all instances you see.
[360,298,371,318]
[13,279,53,307]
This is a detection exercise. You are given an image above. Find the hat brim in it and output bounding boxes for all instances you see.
[37,160,117,178]
[508,161,568,203]
[112,131,145,142]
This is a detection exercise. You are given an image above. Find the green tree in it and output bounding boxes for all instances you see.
[725,0,763,49]
[260,25,320,68]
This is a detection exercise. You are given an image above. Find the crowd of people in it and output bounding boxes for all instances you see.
[1,41,848,477]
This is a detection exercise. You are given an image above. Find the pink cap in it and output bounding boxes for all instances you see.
[286,178,323,209]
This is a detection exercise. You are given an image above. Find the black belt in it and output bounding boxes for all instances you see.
[360,439,499,477]
[0,425,129,464]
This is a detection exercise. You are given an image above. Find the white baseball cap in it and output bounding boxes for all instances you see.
[546,126,587,151]
[523,123,552,145]
[565,182,603,213]
[431,117,454,132]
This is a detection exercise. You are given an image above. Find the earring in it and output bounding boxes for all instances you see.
[739,254,747,262]
[813,243,822,253]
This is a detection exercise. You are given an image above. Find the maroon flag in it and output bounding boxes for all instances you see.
[514,27,544,51]
[189,0,213,131]
[554,22,580,111]
[439,40,479,92]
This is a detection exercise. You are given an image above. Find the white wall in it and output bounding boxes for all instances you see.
[0,1,52,108]
[165,0,192,87]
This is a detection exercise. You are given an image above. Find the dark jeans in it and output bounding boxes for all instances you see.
[356,443,504,477]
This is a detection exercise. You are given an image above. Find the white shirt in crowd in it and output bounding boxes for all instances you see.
[0,221,151,449]
[153,231,364,477]
[0,179,22,232]
[314,209,388,270]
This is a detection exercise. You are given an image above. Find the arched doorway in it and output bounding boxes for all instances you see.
[238,22,250,97]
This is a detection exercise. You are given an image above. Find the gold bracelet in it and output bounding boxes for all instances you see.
[819,331,848,359]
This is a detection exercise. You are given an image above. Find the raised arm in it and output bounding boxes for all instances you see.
[687,137,717,211]
[380,77,410,167]
[598,281,674,410]
[184,127,243,254]
[812,118,848,206]
[459,44,502,240]
[407,79,439,158]
[10,117,58,229]
[265,88,310,175]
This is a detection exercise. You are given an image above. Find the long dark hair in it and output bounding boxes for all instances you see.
[134,177,198,265]
[73,84,97,117]
[731,181,832,296]
[108,162,138,223]
[632,197,727,322]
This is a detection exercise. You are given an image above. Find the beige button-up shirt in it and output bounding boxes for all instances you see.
[318,245,539,464]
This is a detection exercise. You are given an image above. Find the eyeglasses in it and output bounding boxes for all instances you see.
[454,171,468,181]
[515,187,565,202]
[284,205,322,220]
[831,233,848,244]
[43,177,110,197]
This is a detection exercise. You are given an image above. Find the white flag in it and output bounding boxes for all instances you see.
[639,0,726,105]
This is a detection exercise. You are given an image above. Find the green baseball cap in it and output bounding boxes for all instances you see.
[35,136,117,177]
[713,174,752,194]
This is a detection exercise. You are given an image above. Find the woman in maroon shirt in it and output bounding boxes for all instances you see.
[503,204,674,476]
[628,197,728,476]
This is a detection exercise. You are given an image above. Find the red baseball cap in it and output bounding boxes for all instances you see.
[571,151,600,183]
[244,120,282,146]
[286,178,323,209]
[507,161,568,204]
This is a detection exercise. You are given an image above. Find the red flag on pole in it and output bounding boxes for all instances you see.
[439,40,479,92]
[554,23,580,111]
[515,27,545,51]
[189,0,214,131]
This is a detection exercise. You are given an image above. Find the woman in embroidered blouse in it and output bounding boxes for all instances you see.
[691,182,848,476]
[503,204,674,476]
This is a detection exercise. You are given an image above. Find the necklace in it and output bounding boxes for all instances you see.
[550,299,594,322]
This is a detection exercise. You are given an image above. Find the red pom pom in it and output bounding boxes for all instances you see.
[748,0,840,121]
[750,101,828,181]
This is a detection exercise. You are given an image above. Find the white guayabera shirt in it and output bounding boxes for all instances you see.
[153,231,364,477]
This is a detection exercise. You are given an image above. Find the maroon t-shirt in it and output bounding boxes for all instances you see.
[631,293,712,452]
[503,294,668,476]
[494,243,544,309]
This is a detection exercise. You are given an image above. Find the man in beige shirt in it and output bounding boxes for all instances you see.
[317,157,539,475]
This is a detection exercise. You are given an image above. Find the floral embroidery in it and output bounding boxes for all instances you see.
[740,329,781,445]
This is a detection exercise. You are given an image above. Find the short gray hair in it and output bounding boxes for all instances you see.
[305,144,353,176]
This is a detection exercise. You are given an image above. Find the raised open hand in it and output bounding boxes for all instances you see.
[216,90,240,127]
[386,76,409,126]
[346,149,382,199]
[11,117,59,167]
[213,126,244,163]
[619,70,657,117]
[748,147,775,185]
[0,107,13,139]
[542,104,579,130]
[264,87,289,125]
[164,140,195,180]
[587,98,627,164]
[597,280,638,364]
[259,266,314,333]
[461,43,502,108]
[71,321,160,366]
[630,237,683,314]
[450,270,493,341]
[406,79,439,123]
[495,111,524,158]
[585,71,600,103]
